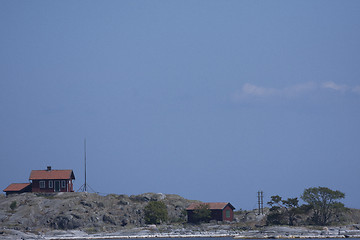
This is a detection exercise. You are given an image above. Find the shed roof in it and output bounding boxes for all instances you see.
[3,183,31,192]
[29,169,75,180]
[186,202,235,210]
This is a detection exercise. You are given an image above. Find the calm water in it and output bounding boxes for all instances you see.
[111,238,234,240]
[108,238,360,240]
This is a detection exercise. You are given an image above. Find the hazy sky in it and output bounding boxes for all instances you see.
[1,1,360,210]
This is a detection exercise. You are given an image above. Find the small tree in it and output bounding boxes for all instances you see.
[267,195,299,226]
[283,198,300,226]
[266,206,285,225]
[192,203,211,223]
[301,186,345,225]
[144,201,168,225]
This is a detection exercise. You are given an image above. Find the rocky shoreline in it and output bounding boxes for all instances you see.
[2,226,360,240]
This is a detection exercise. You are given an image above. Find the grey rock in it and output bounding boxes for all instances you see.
[51,214,81,230]
[118,200,129,205]
[103,214,116,225]
[0,192,196,232]
[121,218,129,226]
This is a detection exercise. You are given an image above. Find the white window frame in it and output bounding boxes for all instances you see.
[49,180,53,188]
[39,181,45,189]
[61,180,66,188]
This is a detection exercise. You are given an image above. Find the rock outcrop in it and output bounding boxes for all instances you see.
[0,192,197,232]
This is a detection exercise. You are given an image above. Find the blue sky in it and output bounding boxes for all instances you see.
[1,1,360,210]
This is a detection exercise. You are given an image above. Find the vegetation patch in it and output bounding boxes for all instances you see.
[10,201,17,211]
[192,203,212,223]
[266,186,346,226]
[144,201,168,224]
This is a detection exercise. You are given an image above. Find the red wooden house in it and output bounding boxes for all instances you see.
[186,202,235,223]
[30,166,75,193]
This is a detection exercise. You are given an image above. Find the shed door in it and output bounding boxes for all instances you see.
[54,181,60,192]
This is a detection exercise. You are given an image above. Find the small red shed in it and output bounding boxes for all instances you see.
[29,166,75,193]
[186,202,235,223]
[3,183,32,196]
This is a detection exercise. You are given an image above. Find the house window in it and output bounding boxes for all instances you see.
[226,209,231,218]
[61,180,66,188]
[39,181,45,189]
[49,181,53,188]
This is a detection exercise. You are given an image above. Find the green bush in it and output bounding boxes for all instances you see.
[144,201,168,224]
[10,201,17,211]
[266,209,286,225]
[192,203,211,223]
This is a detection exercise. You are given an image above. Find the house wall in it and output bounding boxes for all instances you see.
[222,205,234,221]
[187,207,234,223]
[31,179,74,192]
[210,209,223,221]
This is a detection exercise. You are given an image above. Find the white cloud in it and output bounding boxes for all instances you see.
[232,81,360,102]
[233,82,316,101]
[321,81,349,92]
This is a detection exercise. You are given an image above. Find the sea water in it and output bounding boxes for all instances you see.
[107,238,234,240]
[109,238,360,240]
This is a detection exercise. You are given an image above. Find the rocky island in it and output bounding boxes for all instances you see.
[1,192,360,240]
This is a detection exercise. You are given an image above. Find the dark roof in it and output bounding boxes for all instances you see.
[3,183,31,192]
[29,169,75,180]
[186,202,235,210]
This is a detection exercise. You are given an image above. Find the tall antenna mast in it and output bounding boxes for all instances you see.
[78,138,96,193]
[84,138,87,192]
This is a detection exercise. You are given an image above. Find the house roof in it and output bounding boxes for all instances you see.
[3,183,31,192]
[186,202,235,210]
[29,169,75,180]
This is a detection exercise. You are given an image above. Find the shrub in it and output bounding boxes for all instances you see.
[144,201,168,224]
[192,203,211,223]
[266,208,286,225]
[10,201,17,211]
